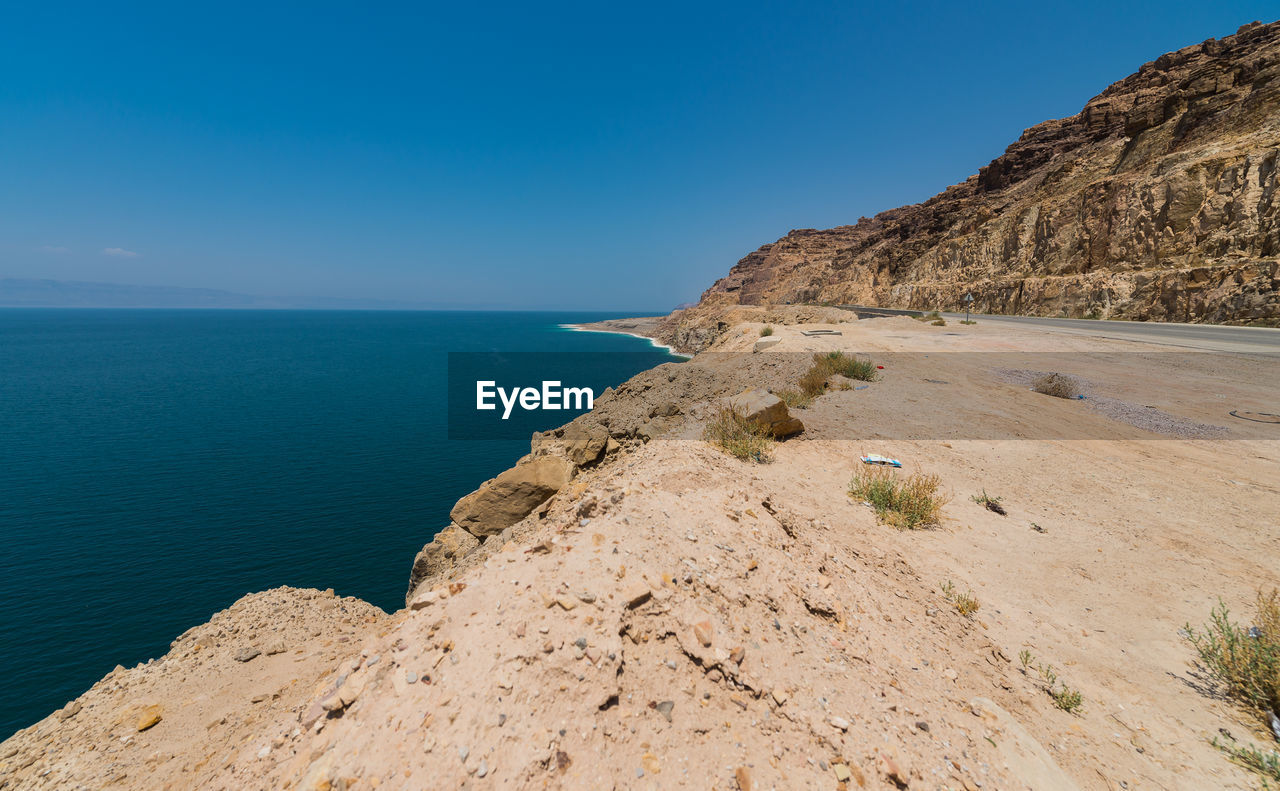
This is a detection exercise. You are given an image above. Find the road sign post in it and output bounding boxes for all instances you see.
[964,292,974,323]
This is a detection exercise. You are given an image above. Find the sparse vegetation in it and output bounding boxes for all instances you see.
[1212,733,1280,784]
[1050,684,1085,713]
[971,490,1007,515]
[760,325,774,337]
[813,351,877,381]
[798,366,830,398]
[940,579,980,617]
[1185,591,1280,727]
[914,310,943,323]
[1018,650,1085,714]
[960,319,977,325]
[1032,372,1082,399]
[797,351,878,399]
[931,318,947,326]
[703,404,774,463]
[850,467,947,529]
[776,388,813,410]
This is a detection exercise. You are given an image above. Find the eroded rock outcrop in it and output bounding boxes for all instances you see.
[448,455,573,538]
[405,523,480,601]
[678,21,1280,329]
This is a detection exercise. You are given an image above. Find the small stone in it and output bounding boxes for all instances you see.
[771,688,789,706]
[58,701,82,721]
[576,591,596,603]
[555,596,578,611]
[265,640,287,655]
[622,582,652,609]
[257,746,271,759]
[300,701,327,728]
[878,752,906,786]
[693,620,713,647]
[574,637,588,649]
[409,591,440,611]
[406,671,419,684]
[833,764,852,783]
[542,641,554,653]
[136,705,163,731]
[915,720,929,732]
[729,646,745,665]
[735,765,754,790]
[655,700,674,722]
[641,752,660,774]
[828,715,850,731]
[458,745,469,762]
[477,759,488,778]
[234,647,262,663]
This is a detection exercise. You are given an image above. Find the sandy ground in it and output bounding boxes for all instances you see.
[2,315,1277,790]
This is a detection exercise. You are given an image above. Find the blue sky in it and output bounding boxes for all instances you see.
[1,2,1272,310]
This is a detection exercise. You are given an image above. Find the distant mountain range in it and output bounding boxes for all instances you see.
[0,279,503,310]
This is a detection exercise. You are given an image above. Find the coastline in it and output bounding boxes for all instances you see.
[560,315,689,357]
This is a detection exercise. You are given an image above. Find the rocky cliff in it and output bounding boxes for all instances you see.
[693,20,1280,327]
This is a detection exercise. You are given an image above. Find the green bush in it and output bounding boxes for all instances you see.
[1185,591,1280,724]
[849,467,947,529]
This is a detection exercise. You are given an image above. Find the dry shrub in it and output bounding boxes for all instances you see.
[1186,589,1280,726]
[1032,372,1081,399]
[703,404,773,463]
[776,388,813,409]
[953,591,980,617]
[796,351,878,399]
[760,325,774,337]
[798,366,829,398]
[849,467,948,529]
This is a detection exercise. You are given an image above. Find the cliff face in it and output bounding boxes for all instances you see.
[697,21,1280,325]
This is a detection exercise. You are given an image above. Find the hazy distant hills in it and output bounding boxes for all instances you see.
[0,279,498,310]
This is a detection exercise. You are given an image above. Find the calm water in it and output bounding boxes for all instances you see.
[0,309,678,738]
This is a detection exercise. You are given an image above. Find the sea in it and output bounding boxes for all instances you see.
[0,309,680,739]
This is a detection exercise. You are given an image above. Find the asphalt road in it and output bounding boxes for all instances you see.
[939,312,1280,354]
[833,304,1278,353]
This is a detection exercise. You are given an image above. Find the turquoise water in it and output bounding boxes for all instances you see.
[0,309,678,738]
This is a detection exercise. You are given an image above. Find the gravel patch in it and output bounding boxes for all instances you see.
[990,367,1231,439]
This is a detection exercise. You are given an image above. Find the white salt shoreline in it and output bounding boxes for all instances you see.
[558,323,690,358]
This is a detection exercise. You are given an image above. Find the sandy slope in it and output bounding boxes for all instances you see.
[2,316,1277,790]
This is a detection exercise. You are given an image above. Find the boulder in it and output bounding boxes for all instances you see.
[449,456,571,538]
[405,524,481,603]
[729,388,804,438]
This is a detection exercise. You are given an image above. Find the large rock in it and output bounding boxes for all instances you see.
[753,335,782,352]
[729,388,804,438]
[449,456,572,538]
[405,524,481,603]
[673,22,1280,326]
